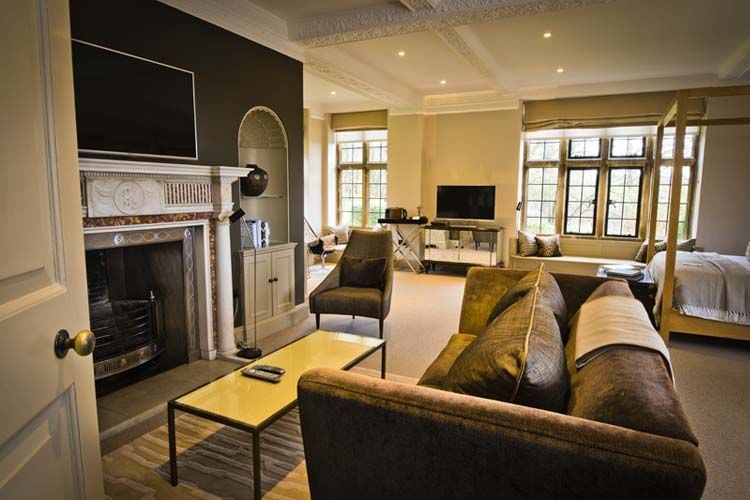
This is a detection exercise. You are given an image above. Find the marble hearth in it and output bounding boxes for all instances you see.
[79,158,249,362]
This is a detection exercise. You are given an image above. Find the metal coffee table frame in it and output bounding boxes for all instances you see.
[167,333,386,500]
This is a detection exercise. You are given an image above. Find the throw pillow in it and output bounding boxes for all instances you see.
[417,333,477,390]
[340,256,386,289]
[327,224,349,245]
[746,242,750,262]
[486,264,568,340]
[517,230,538,256]
[445,288,568,412]
[634,238,695,263]
[536,234,563,257]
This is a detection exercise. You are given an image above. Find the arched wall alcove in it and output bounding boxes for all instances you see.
[237,106,289,243]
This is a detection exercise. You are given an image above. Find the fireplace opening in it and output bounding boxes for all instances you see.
[86,237,195,397]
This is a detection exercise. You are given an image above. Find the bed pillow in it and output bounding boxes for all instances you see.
[536,234,563,257]
[340,256,386,289]
[635,238,696,262]
[517,230,538,256]
[745,242,749,262]
[445,287,568,412]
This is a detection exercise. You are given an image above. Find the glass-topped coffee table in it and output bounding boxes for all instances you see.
[167,330,386,499]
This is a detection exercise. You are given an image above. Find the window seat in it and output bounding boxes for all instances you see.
[509,237,644,276]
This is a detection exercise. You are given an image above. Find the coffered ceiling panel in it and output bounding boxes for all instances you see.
[315,30,490,93]
[304,72,388,114]
[470,0,750,91]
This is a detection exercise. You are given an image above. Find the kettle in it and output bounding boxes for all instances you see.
[385,207,407,220]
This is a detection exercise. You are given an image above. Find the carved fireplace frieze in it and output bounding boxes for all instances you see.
[79,158,247,218]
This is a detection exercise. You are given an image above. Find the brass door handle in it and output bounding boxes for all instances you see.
[54,329,96,358]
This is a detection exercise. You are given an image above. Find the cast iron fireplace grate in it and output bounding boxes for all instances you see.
[87,250,164,380]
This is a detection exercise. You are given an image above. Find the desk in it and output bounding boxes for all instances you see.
[377,217,428,273]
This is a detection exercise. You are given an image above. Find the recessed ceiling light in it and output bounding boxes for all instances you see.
[397,50,406,57]
[543,32,552,38]
[330,91,337,95]
[440,79,447,85]
[556,67,564,73]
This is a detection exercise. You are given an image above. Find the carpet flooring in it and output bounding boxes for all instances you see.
[102,269,750,499]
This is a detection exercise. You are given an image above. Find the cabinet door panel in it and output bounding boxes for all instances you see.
[243,252,273,323]
[272,249,295,315]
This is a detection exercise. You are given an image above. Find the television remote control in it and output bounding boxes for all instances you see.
[241,368,282,383]
[253,364,286,375]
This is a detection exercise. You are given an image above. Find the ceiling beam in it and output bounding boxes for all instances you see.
[290,0,616,48]
[399,0,443,11]
[718,39,750,80]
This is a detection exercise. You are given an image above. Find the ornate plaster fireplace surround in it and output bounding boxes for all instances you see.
[79,158,248,364]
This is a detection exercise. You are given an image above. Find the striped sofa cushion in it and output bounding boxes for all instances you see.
[517,231,538,256]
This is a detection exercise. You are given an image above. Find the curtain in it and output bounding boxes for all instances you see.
[523,92,705,131]
[331,110,388,131]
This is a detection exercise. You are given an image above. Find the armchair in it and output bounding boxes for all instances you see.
[309,229,393,338]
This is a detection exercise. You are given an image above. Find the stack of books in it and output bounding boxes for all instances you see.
[602,264,644,281]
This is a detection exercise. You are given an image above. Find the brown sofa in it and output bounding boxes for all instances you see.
[298,268,706,500]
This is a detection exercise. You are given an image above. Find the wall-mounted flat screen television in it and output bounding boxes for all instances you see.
[72,39,198,160]
[436,185,496,220]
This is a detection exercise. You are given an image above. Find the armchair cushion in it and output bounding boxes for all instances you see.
[312,287,383,318]
[340,256,387,289]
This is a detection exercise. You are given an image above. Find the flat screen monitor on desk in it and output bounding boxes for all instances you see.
[436,185,495,221]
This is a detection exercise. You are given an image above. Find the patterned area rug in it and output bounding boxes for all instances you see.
[103,409,310,499]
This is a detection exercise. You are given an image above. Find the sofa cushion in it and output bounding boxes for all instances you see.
[487,264,568,341]
[585,279,633,302]
[536,234,563,257]
[517,230,538,256]
[445,288,568,412]
[417,333,477,389]
[312,287,383,317]
[340,256,386,289]
[565,283,698,444]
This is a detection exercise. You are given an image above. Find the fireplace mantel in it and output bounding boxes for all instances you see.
[79,158,248,218]
[79,157,250,359]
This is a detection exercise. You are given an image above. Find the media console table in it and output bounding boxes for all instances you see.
[423,224,504,272]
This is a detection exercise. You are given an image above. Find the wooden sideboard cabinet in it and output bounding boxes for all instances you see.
[240,242,296,324]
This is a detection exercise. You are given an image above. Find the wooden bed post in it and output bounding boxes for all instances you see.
[646,126,664,262]
[659,90,689,342]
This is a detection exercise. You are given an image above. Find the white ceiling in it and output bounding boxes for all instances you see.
[163,0,750,114]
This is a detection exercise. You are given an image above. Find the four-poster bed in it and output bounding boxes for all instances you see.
[646,85,750,342]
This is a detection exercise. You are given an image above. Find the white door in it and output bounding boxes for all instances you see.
[244,252,273,323]
[0,0,104,498]
[272,248,295,315]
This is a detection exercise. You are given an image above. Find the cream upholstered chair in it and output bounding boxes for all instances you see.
[309,229,393,338]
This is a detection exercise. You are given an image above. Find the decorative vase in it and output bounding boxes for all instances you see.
[240,164,268,196]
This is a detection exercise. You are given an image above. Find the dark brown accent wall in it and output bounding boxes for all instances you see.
[70,0,305,306]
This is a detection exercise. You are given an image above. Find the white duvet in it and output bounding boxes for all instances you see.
[647,251,750,325]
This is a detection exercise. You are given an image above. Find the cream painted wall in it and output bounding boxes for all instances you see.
[695,96,750,255]
[419,109,523,264]
[303,110,325,233]
[387,114,424,214]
